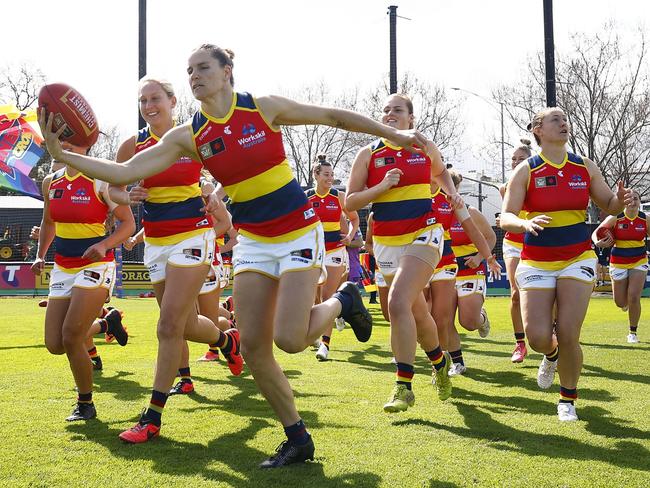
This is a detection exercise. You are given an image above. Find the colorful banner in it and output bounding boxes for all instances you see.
[0,263,35,290]
[0,105,43,199]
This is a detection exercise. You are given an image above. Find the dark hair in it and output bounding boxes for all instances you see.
[197,44,235,86]
[313,154,332,176]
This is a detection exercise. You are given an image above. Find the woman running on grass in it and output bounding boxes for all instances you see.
[592,190,649,343]
[31,142,134,422]
[501,107,633,422]
[38,44,433,468]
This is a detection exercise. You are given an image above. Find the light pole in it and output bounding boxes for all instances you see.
[451,87,506,183]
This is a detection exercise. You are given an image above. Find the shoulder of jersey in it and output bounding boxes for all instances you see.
[567,152,584,165]
[51,168,66,180]
[136,126,151,143]
[527,154,544,170]
[370,139,385,152]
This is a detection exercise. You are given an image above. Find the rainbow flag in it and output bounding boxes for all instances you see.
[0,105,43,199]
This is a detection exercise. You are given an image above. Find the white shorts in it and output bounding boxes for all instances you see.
[144,230,216,284]
[375,270,387,288]
[516,258,597,290]
[232,225,325,280]
[503,241,522,260]
[430,266,458,283]
[374,226,445,277]
[609,262,650,282]
[49,261,116,299]
[324,247,348,268]
[456,275,486,298]
[200,260,225,295]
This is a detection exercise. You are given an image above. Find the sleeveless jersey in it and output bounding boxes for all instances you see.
[610,211,648,269]
[431,187,456,271]
[520,152,594,270]
[136,126,212,246]
[503,211,526,249]
[191,92,319,243]
[48,168,114,270]
[450,213,485,279]
[306,187,343,252]
[367,139,439,246]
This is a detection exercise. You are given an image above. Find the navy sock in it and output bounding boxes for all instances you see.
[449,349,464,366]
[284,419,311,446]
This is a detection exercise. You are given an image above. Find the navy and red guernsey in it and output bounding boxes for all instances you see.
[306,188,343,252]
[191,92,319,243]
[610,210,648,269]
[367,139,439,246]
[48,168,114,270]
[521,152,594,270]
[136,126,212,246]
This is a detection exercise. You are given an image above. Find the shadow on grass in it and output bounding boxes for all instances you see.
[582,363,650,386]
[0,343,47,351]
[429,482,460,488]
[393,402,650,472]
[581,342,650,352]
[67,415,382,486]
[343,344,399,374]
[581,405,650,441]
[179,373,332,420]
[450,386,616,416]
[461,369,618,402]
[93,370,151,401]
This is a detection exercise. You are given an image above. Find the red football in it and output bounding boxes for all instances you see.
[596,227,613,240]
[38,83,99,148]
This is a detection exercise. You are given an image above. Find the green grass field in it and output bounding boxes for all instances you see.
[1,296,649,487]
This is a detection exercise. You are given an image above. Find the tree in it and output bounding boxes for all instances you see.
[90,125,121,161]
[494,25,650,198]
[364,72,465,160]
[280,74,465,187]
[174,89,199,124]
[0,63,46,111]
[280,81,368,186]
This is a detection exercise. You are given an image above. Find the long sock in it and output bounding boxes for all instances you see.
[449,349,464,366]
[320,335,330,350]
[284,419,311,446]
[545,346,559,362]
[213,330,232,354]
[630,326,638,334]
[515,332,525,345]
[396,362,414,390]
[426,346,447,371]
[333,290,353,317]
[178,367,192,383]
[78,391,93,404]
[559,386,577,405]
[87,347,98,359]
[96,319,108,334]
[143,390,168,426]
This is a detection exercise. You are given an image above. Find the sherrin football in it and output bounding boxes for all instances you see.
[38,83,99,148]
